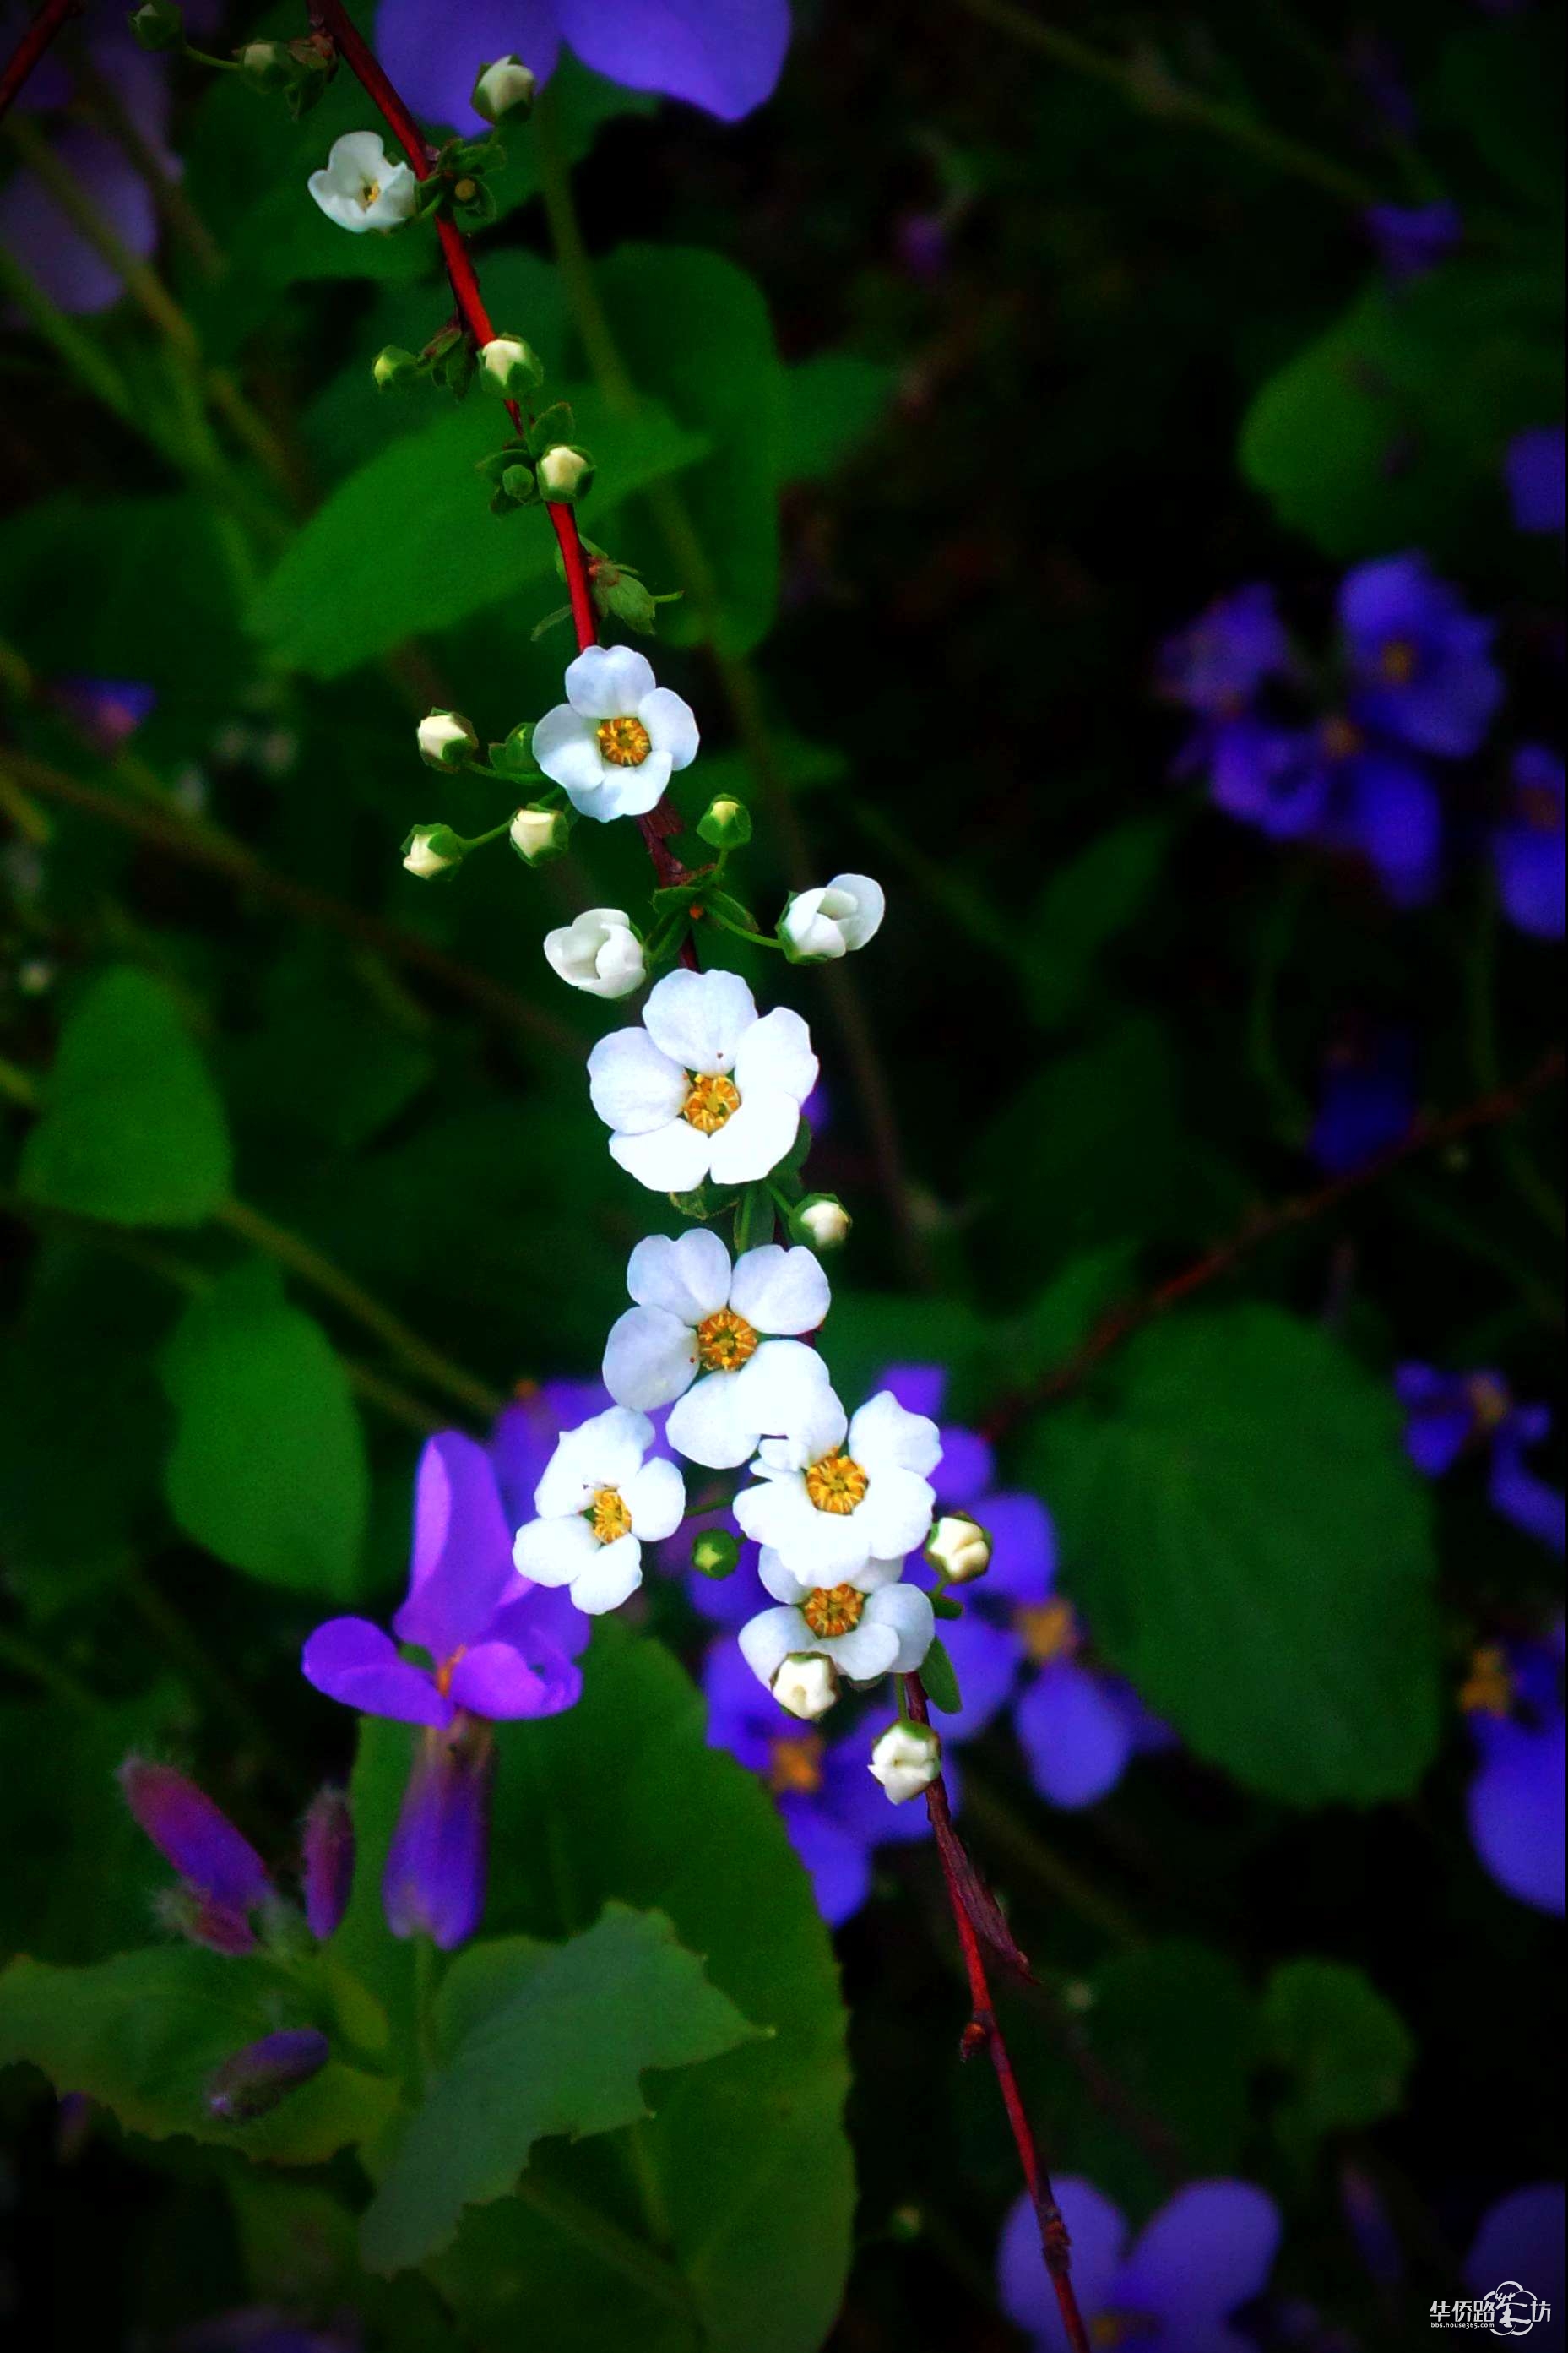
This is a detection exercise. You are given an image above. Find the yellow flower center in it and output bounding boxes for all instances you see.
[768,1732,825,1795]
[1467,1373,1512,1433]
[1015,1598,1079,1666]
[596,715,653,768]
[804,1451,869,1515]
[801,1584,865,1639]
[453,177,477,204]
[682,1073,741,1133]
[359,180,382,208]
[1379,637,1419,685]
[1091,2314,1156,2350]
[433,1644,468,1698]
[1458,1643,1515,1719]
[1321,714,1364,762]
[588,1486,632,1544]
[695,1307,758,1372]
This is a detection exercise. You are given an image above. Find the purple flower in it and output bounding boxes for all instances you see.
[1339,553,1503,760]
[300,1787,355,1943]
[1466,2183,1566,2312]
[702,1638,943,1925]
[1365,201,1463,284]
[1310,1033,1417,1176]
[376,0,790,133]
[1494,746,1565,939]
[1460,1633,1565,1915]
[208,2028,331,2123]
[1396,1365,1565,1553]
[1506,427,1566,536]
[50,677,156,751]
[1200,716,1442,904]
[303,1430,587,1948]
[1205,720,1330,841]
[119,1758,274,1954]
[998,2176,1281,2351]
[1157,585,1291,719]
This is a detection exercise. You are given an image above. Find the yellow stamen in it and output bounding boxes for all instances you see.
[768,1732,825,1795]
[596,715,653,768]
[801,1584,865,1639]
[682,1073,740,1133]
[360,181,381,207]
[1091,2315,1156,2350]
[804,1451,869,1515]
[1015,1599,1078,1666]
[589,1486,632,1544]
[433,1644,469,1698]
[696,1307,758,1372]
[1321,714,1363,761]
[1379,638,1419,685]
[1467,1373,1512,1433]
[453,177,477,203]
[1459,1643,1514,1718]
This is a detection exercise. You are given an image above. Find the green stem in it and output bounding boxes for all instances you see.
[73,50,227,279]
[412,1934,440,2091]
[0,242,139,429]
[0,1622,97,1711]
[122,1560,293,1779]
[704,908,780,952]
[512,2173,697,2321]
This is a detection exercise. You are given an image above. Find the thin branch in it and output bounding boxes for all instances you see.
[0,0,78,127]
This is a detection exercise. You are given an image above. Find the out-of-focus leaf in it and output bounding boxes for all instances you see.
[779,353,898,482]
[19,966,231,1226]
[1430,17,1565,209]
[1261,1958,1414,2165]
[160,1260,369,1597]
[1033,1306,1441,1804]
[1021,813,1175,1028]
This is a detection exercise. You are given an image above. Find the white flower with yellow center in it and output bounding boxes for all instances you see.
[532,645,699,823]
[588,968,818,1193]
[734,1385,941,1584]
[738,1547,936,1702]
[512,1406,685,1616]
[307,132,419,233]
[603,1228,832,1469]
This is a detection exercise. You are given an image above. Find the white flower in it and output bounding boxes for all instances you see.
[738,1547,936,1700]
[509,807,569,864]
[603,1227,831,1470]
[532,645,698,824]
[780,873,886,963]
[772,1655,840,1721]
[512,1406,685,1616]
[416,709,477,769]
[472,55,537,124]
[588,968,817,1193]
[925,1512,992,1584]
[307,133,419,234]
[733,1385,941,1584]
[545,908,646,1000]
[869,1720,942,1803]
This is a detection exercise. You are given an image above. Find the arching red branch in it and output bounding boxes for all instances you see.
[0,0,80,127]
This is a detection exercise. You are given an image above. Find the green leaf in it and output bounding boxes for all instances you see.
[1020,813,1176,1028]
[1032,1306,1441,1804]
[0,1946,397,2164]
[19,966,231,1226]
[778,353,897,482]
[920,1636,963,1714]
[361,1907,760,2273]
[596,247,784,655]
[160,1261,369,1596]
[1261,1959,1414,2165]
[251,388,707,677]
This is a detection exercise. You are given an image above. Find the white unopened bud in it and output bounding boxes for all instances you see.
[779,873,886,963]
[536,445,595,503]
[416,709,479,770]
[869,1720,941,1805]
[792,1194,851,1250]
[509,806,571,864]
[773,1653,840,1722]
[925,1512,992,1584]
[479,336,545,401]
[401,824,463,879]
[544,908,646,1000]
[472,54,538,123]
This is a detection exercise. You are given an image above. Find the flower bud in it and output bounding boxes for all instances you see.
[536,445,595,503]
[301,1785,355,1942]
[791,1193,851,1251]
[509,805,571,865]
[479,336,545,402]
[780,873,886,964]
[472,54,538,124]
[416,709,479,770]
[773,1653,840,1721]
[697,795,753,850]
[129,0,182,51]
[692,1528,742,1579]
[544,908,646,1000]
[401,823,464,879]
[372,343,420,391]
[490,721,537,780]
[208,2028,330,2123]
[237,39,297,90]
[155,1885,260,1956]
[925,1512,992,1585]
[119,1758,273,1918]
[869,1720,942,1804]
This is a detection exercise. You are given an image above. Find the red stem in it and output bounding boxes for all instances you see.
[903,1676,1092,2353]
[0,0,79,126]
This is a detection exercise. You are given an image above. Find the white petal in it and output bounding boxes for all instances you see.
[602,1304,697,1411]
[856,1554,908,1593]
[643,968,757,1076]
[729,1244,829,1335]
[532,704,608,796]
[329,131,390,185]
[588,1028,686,1137]
[849,1389,943,1478]
[638,686,699,770]
[784,1510,875,1583]
[666,1372,755,1470]
[780,892,845,960]
[627,1228,731,1323]
[707,1090,800,1185]
[822,1618,900,1680]
[757,1546,812,1605]
[564,644,657,720]
[570,1534,643,1614]
[513,1513,598,1586]
[572,1405,654,1489]
[826,874,885,950]
[860,1468,936,1562]
[738,1606,806,1687]
[733,1475,810,1553]
[532,1438,594,1519]
[610,1119,713,1193]
[734,1006,817,1104]
[624,1455,686,1541]
[757,1385,847,1471]
[731,1341,833,1444]
[587,745,672,823]
[866,1583,936,1673]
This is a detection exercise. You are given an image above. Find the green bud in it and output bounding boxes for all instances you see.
[490,722,538,780]
[401,823,464,879]
[372,344,420,392]
[479,336,545,403]
[691,1529,742,1580]
[535,444,594,503]
[508,806,571,865]
[600,572,659,631]
[791,1193,850,1250]
[235,39,296,90]
[502,461,540,505]
[697,796,753,850]
[415,709,480,770]
[472,54,538,124]
[128,0,182,52]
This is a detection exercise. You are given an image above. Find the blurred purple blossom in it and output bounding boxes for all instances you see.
[1460,1633,1565,1915]
[998,2176,1281,2351]
[376,0,790,133]
[1466,2182,1566,2307]
[1340,554,1502,760]
[300,1786,355,1943]
[207,2028,331,2123]
[119,1758,274,1955]
[1365,202,1463,284]
[1506,427,1566,536]
[1157,584,1291,720]
[1494,746,1565,939]
[1397,1365,1565,1553]
[1310,1032,1417,1175]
